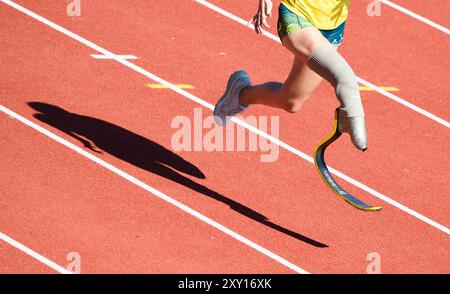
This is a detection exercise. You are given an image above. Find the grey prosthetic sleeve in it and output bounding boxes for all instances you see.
[307,43,367,150]
[307,43,364,118]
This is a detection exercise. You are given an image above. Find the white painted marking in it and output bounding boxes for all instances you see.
[194,0,450,129]
[356,78,449,127]
[1,0,448,241]
[91,54,138,60]
[0,231,72,274]
[380,0,450,35]
[228,115,450,235]
[0,104,309,274]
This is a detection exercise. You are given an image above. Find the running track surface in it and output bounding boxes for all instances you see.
[1,0,449,274]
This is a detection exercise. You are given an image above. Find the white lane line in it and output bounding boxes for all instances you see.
[0,105,309,274]
[194,0,450,129]
[0,231,72,274]
[356,78,449,127]
[1,0,449,236]
[91,54,138,60]
[229,115,450,236]
[380,0,450,35]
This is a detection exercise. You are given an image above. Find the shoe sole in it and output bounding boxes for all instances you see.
[214,71,245,126]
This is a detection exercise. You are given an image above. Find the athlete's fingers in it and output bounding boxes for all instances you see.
[254,14,260,34]
[248,15,258,25]
[264,0,273,17]
[254,17,261,34]
[258,13,264,33]
[255,22,261,34]
[248,15,258,33]
[262,16,270,29]
[257,13,269,31]
[254,15,261,33]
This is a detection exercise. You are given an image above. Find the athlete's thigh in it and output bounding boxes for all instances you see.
[282,26,329,63]
[281,42,341,100]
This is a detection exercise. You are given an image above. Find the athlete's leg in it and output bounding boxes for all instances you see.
[239,26,329,113]
[239,55,323,113]
[283,26,367,149]
[215,3,366,148]
[240,26,367,149]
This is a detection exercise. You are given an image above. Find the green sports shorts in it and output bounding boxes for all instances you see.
[277,3,313,40]
[277,4,346,45]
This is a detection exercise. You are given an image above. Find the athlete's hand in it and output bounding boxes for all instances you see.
[249,0,273,34]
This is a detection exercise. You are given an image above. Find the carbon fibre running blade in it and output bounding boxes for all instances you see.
[313,109,382,212]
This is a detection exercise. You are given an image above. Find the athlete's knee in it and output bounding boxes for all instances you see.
[336,77,358,95]
[282,96,308,113]
[307,43,365,117]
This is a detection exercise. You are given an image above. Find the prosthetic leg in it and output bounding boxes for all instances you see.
[313,108,382,211]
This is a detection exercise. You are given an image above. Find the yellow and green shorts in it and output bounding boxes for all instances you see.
[277,3,346,46]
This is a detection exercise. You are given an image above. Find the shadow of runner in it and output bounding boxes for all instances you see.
[28,102,328,248]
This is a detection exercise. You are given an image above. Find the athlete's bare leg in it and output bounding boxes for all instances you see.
[239,27,330,113]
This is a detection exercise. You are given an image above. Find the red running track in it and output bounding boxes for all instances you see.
[0,0,449,273]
